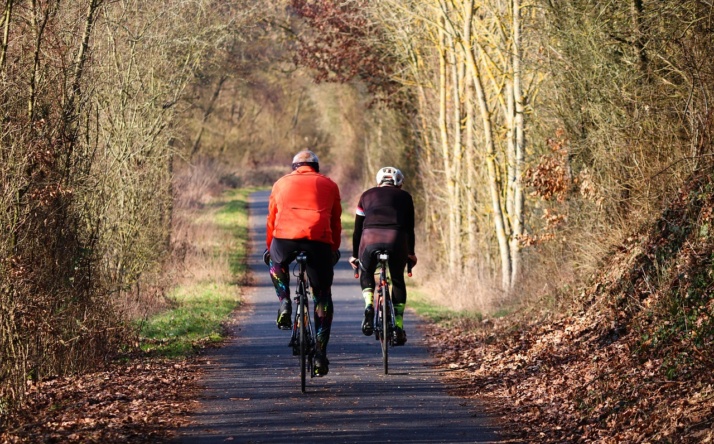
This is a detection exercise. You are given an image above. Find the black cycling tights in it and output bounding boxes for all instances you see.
[359,250,407,306]
[269,238,334,351]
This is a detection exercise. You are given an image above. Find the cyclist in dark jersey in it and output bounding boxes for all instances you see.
[349,167,417,345]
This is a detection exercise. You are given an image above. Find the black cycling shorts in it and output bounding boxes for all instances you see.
[269,238,334,291]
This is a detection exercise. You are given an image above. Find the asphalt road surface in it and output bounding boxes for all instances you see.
[174,190,501,444]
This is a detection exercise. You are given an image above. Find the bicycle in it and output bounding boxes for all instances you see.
[354,251,412,375]
[286,252,316,393]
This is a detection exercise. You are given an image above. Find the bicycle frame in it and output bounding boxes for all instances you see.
[287,252,316,392]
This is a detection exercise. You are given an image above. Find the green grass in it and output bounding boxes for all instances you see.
[139,283,240,357]
[214,188,254,277]
[407,287,483,326]
[138,188,251,358]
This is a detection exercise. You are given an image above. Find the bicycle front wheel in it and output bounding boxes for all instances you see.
[381,285,390,374]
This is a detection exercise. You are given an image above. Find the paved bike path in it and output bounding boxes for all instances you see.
[174,190,500,443]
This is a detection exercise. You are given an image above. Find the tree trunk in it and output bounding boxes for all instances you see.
[447,30,463,271]
[28,0,53,121]
[191,75,228,158]
[462,0,511,290]
[437,22,458,271]
[0,0,12,73]
[67,0,103,110]
[509,0,525,286]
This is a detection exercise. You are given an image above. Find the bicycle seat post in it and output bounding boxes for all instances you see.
[296,252,307,266]
[295,252,308,303]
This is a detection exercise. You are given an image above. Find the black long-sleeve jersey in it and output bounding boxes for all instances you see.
[352,185,415,256]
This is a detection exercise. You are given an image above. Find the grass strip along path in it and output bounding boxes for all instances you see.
[139,188,252,358]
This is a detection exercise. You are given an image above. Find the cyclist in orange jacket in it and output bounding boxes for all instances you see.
[349,167,417,346]
[264,150,341,376]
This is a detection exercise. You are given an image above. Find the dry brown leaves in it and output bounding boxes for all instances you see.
[0,358,203,444]
[424,313,714,443]
[423,171,714,443]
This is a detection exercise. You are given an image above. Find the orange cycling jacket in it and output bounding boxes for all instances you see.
[266,165,342,251]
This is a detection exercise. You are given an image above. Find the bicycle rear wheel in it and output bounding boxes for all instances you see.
[380,284,390,374]
[298,284,308,393]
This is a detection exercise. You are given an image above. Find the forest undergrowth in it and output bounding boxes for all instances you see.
[426,169,714,442]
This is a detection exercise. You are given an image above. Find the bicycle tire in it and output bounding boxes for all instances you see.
[299,282,307,393]
[381,277,389,374]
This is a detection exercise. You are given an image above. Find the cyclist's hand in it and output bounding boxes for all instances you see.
[263,248,271,266]
[332,249,341,265]
[348,256,359,270]
[408,254,418,267]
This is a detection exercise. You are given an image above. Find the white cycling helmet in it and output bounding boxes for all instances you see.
[376,166,404,186]
[292,150,320,172]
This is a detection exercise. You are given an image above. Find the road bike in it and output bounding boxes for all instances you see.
[354,251,412,375]
[287,252,316,393]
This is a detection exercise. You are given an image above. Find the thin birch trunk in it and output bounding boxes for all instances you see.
[448,30,463,271]
[465,66,477,262]
[505,79,515,238]
[460,0,477,265]
[437,21,457,271]
[462,0,511,290]
[509,0,524,285]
